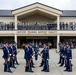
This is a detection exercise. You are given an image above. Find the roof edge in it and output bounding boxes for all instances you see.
[12,2,62,12]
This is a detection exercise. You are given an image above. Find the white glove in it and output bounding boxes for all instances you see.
[13,54,15,56]
[47,59,49,60]
[9,54,11,56]
[32,56,33,58]
[62,56,64,58]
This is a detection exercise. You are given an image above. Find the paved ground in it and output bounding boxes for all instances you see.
[0,48,76,75]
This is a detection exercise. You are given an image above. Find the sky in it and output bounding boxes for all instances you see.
[0,0,75,10]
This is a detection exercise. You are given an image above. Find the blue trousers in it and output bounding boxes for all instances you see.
[43,59,49,71]
[66,59,72,71]
[25,59,32,72]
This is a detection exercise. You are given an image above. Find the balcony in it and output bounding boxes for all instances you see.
[0,22,15,30]
[0,22,76,31]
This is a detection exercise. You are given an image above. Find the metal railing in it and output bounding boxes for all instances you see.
[0,22,76,30]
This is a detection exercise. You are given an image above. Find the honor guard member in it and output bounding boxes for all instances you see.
[58,43,63,64]
[12,43,19,65]
[64,45,72,72]
[28,43,35,68]
[63,43,67,67]
[2,42,12,73]
[41,43,49,72]
[59,43,65,67]
[39,44,45,67]
[8,43,16,68]
[24,43,34,72]
[34,42,39,60]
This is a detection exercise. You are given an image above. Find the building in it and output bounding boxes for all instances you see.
[0,2,76,50]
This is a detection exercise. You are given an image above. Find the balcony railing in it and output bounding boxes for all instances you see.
[0,22,15,30]
[0,22,76,30]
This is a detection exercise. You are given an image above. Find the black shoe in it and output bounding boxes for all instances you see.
[16,63,19,65]
[45,70,49,72]
[33,63,35,65]
[71,64,73,66]
[41,70,45,71]
[68,70,72,72]
[4,70,7,72]
[64,70,68,71]
[32,66,35,68]
[29,71,34,73]
[12,66,16,68]
[64,66,66,67]
[39,65,43,67]
[25,70,29,72]
[59,65,63,67]
[8,70,13,73]
[58,62,61,64]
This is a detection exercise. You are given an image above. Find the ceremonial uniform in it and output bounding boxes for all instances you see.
[64,45,72,72]
[8,44,16,68]
[59,44,64,67]
[24,44,34,72]
[2,43,12,73]
[34,43,39,60]
[41,44,49,72]
[12,44,19,65]
[39,48,45,67]
[28,45,35,68]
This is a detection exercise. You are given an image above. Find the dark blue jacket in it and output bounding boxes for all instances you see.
[28,46,33,58]
[24,47,30,60]
[8,46,13,57]
[12,45,17,55]
[60,46,64,55]
[34,44,39,54]
[42,48,49,60]
[63,46,67,56]
[2,46,9,59]
[66,48,72,59]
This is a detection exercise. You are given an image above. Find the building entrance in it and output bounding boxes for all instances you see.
[18,36,57,48]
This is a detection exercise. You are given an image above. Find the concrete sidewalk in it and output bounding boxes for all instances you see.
[0,48,76,75]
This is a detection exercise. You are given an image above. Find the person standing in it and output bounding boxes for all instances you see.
[41,43,49,72]
[12,43,19,65]
[64,45,72,72]
[34,42,39,60]
[8,43,16,68]
[24,43,34,72]
[2,43,12,73]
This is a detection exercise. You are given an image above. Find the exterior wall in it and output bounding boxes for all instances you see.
[60,17,76,23]
[18,14,53,24]
[0,17,14,23]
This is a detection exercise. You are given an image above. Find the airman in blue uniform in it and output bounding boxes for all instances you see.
[28,43,35,68]
[24,43,34,72]
[2,43,12,73]
[12,43,19,65]
[58,43,63,64]
[34,42,39,60]
[64,45,72,72]
[41,43,49,72]
[59,43,64,67]
[59,43,67,67]
[8,43,16,68]
[39,44,46,67]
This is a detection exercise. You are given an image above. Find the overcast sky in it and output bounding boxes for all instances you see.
[0,0,75,10]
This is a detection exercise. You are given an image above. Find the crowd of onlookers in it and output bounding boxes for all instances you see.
[17,22,76,30]
[0,22,76,30]
[0,22,14,30]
